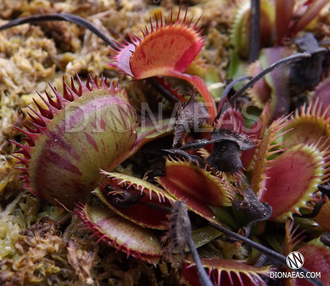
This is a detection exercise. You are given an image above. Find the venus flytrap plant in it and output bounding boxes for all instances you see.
[72,172,176,265]
[110,5,217,122]
[258,140,330,221]
[95,171,175,230]
[157,156,234,222]
[10,74,173,211]
[0,2,330,286]
[74,202,163,265]
[11,75,137,210]
[246,100,330,222]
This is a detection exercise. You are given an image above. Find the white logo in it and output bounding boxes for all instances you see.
[286,251,304,270]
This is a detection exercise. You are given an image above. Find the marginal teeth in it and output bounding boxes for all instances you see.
[117,179,127,185]
[283,100,330,150]
[106,173,171,201]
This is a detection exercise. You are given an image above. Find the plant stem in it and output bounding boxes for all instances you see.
[186,236,214,286]
[216,75,252,118]
[249,0,260,63]
[0,13,120,50]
